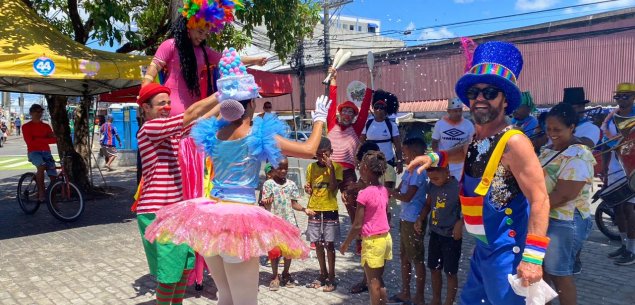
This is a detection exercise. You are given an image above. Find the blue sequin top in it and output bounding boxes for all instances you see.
[191,114,288,204]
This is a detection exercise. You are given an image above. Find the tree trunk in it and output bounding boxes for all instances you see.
[45,95,91,191]
[72,96,92,190]
[169,0,182,23]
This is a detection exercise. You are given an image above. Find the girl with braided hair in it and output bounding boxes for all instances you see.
[140,0,267,292]
[142,1,266,116]
[340,150,392,305]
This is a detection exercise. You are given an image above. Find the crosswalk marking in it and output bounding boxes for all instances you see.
[4,161,31,168]
[0,158,21,165]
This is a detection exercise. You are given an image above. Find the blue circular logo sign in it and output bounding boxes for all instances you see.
[33,57,56,76]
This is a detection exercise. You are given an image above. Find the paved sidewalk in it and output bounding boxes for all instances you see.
[0,167,633,304]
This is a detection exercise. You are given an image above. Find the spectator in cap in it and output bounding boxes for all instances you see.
[99,115,121,171]
[431,97,475,179]
[512,92,539,137]
[602,82,635,266]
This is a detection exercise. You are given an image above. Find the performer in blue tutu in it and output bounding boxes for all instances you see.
[145,48,331,305]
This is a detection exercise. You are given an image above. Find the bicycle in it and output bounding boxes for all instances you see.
[17,153,85,222]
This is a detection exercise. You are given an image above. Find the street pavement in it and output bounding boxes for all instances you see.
[0,135,59,180]
[0,143,633,304]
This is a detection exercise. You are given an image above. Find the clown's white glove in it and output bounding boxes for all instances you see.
[312,95,331,123]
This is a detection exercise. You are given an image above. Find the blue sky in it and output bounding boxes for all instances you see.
[10,0,635,111]
[338,0,635,45]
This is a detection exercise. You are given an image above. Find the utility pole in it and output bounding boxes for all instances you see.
[323,0,330,96]
[298,40,307,119]
[290,39,307,119]
[322,0,351,95]
[19,93,24,116]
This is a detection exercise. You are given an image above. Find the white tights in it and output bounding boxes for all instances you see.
[204,256,259,305]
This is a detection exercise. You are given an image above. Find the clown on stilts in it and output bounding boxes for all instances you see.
[138,0,268,291]
[408,41,551,305]
[144,47,332,304]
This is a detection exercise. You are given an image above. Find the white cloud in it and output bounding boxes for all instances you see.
[569,0,635,13]
[405,21,416,32]
[418,27,455,41]
[454,0,475,3]
[515,0,560,11]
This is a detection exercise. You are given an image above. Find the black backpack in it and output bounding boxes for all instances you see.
[365,119,394,143]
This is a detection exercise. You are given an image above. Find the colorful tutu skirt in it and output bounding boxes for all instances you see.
[144,198,310,261]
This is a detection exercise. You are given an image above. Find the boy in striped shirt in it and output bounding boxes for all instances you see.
[135,83,218,305]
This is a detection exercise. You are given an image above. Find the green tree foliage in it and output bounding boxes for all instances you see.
[24,0,320,60]
[24,0,139,45]
[20,0,320,189]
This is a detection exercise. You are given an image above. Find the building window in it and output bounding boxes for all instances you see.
[342,23,347,29]
[368,27,376,33]
[358,25,362,31]
[349,25,354,31]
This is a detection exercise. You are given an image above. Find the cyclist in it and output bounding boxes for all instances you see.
[22,104,57,202]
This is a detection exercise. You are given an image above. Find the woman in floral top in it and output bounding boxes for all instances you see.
[539,103,595,305]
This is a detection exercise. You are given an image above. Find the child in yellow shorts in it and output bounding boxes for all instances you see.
[341,150,392,305]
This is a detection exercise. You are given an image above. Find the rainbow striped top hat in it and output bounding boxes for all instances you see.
[455,41,524,115]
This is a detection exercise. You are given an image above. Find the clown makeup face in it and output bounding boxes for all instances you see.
[467,84,506,125]
[339,107,356,126]
[143,93,172,120]
[188,27,208,47]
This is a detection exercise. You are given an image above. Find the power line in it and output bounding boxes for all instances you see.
[327,0,626,38]
[304,2,634,46]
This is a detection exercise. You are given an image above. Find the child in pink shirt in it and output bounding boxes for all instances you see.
[341,150,392,305]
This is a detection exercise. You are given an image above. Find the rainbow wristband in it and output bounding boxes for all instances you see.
[427,151,449,168]
[521,234,550,265]
[426,152,439,166]
[437,151,448,167]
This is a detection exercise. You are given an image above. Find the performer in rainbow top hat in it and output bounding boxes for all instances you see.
[408,41,551,305]
[145,48,332,305]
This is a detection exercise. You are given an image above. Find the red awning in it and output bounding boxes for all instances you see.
[99,68,292,103]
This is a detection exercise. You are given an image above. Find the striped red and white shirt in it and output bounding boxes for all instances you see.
[326,85,372,169]
[136,113,192,214]
[328,125,361,169]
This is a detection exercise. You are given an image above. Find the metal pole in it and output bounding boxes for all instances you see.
[90,97,107,187]
[84,94,93,186]
[323,0,330,96]
[298,39,306,119]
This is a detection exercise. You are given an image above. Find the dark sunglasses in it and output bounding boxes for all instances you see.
[373,105,386,110]
[466,86,502,100]
[614,94,633,100]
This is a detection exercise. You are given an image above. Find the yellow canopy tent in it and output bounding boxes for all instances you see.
[0,0,150,96]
